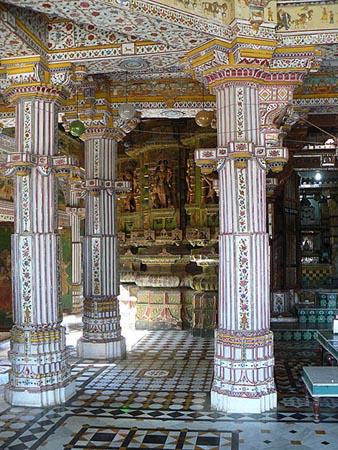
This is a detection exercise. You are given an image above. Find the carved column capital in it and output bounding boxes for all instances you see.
[1,56,74,104]
[65,206,85,219]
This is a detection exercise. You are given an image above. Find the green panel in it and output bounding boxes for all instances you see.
[0,223,13,330]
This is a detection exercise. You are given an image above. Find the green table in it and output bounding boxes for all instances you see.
[316,331,338,364]
[302,366,338,422]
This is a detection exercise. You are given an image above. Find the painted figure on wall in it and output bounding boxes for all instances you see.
[267,6,273,22]
[151,160,174,209]
[0,249,11,313]
[321,7,328,22]
[0,177,13,201]
[60,228,72,311]
[0,223,13,330]
[292,9,313,28]
[329,10,334,24]
[277,8,291,30]
[202,1,228,18]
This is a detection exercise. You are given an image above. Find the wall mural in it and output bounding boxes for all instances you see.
[277,4,338,31]
[60,227,72,312]
[295,73,338,96]
[0,225,73,329]
[157,0,234,24]
[0,223,13,331]
[0,177,13,201]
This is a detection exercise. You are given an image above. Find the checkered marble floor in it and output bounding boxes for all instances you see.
[0,330,338,449]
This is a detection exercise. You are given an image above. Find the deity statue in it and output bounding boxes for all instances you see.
[123,168,138,213]
[186,158,194,204]
[202,172,218,204]
[151,160,174,209]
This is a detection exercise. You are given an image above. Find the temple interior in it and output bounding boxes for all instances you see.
[0,1,338,449]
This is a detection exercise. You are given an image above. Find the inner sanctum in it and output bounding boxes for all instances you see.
[0,1,338,449]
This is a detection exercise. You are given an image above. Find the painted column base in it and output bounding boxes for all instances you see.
[5,379,76,407]
[77,336,126,359]
[211,389,277,413]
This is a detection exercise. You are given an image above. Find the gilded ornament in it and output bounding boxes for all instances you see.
[195,110,213,128]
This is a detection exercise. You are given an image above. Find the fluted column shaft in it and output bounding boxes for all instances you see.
[5,94,75,407]
[69,191,84,313]
[211,82,276,413]
[78,134,125,359]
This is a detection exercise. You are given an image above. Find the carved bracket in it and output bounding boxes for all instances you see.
[195,142,288,173]
[1,153,79,178]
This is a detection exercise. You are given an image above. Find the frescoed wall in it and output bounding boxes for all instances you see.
[0,223,13,330]
[277,3,338,31]
[157,0,234,24]
[60,227,73,312]
[0,176,13,202]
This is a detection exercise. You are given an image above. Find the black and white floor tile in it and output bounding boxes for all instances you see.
[0,330,338,449]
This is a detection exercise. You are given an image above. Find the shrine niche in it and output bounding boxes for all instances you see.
[117,121,184,330]
[118,120,218,334]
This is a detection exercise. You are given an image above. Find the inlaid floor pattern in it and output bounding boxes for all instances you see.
[0,331,338,449]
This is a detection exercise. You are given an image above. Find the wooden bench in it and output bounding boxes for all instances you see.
[302,366,338,422]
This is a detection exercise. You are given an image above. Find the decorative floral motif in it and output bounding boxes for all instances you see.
[237,237,250,330]
[93,195,101,234]
[236,87,245,140]
[93,139,100,179]
[237,168,247,232]
[20,236,33,323]
[23,101,32,153]
[20,175,31,232]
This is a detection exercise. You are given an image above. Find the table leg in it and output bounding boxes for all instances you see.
[319,346,324,365]
[313,397,320,423]
[327,354,335,366]
[303,382,309,406]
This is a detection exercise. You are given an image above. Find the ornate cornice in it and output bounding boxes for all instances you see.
[0,56,74,103]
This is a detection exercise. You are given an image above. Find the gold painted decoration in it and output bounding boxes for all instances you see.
[195,110,213,127]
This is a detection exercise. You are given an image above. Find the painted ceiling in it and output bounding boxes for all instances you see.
[0,0,337,118]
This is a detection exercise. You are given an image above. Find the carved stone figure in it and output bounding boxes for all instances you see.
[186,158,194,204]
[202,172,218,204]
[123,168,138,212]
[151,160,174,209]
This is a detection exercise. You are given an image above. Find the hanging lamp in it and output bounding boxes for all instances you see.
[195,83,213,128]
[119,71,136,120]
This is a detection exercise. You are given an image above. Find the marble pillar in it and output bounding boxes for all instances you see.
[67,192,84,314]
[211,83,277,413]
[78,130,126,359]
[4,89,75,407]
